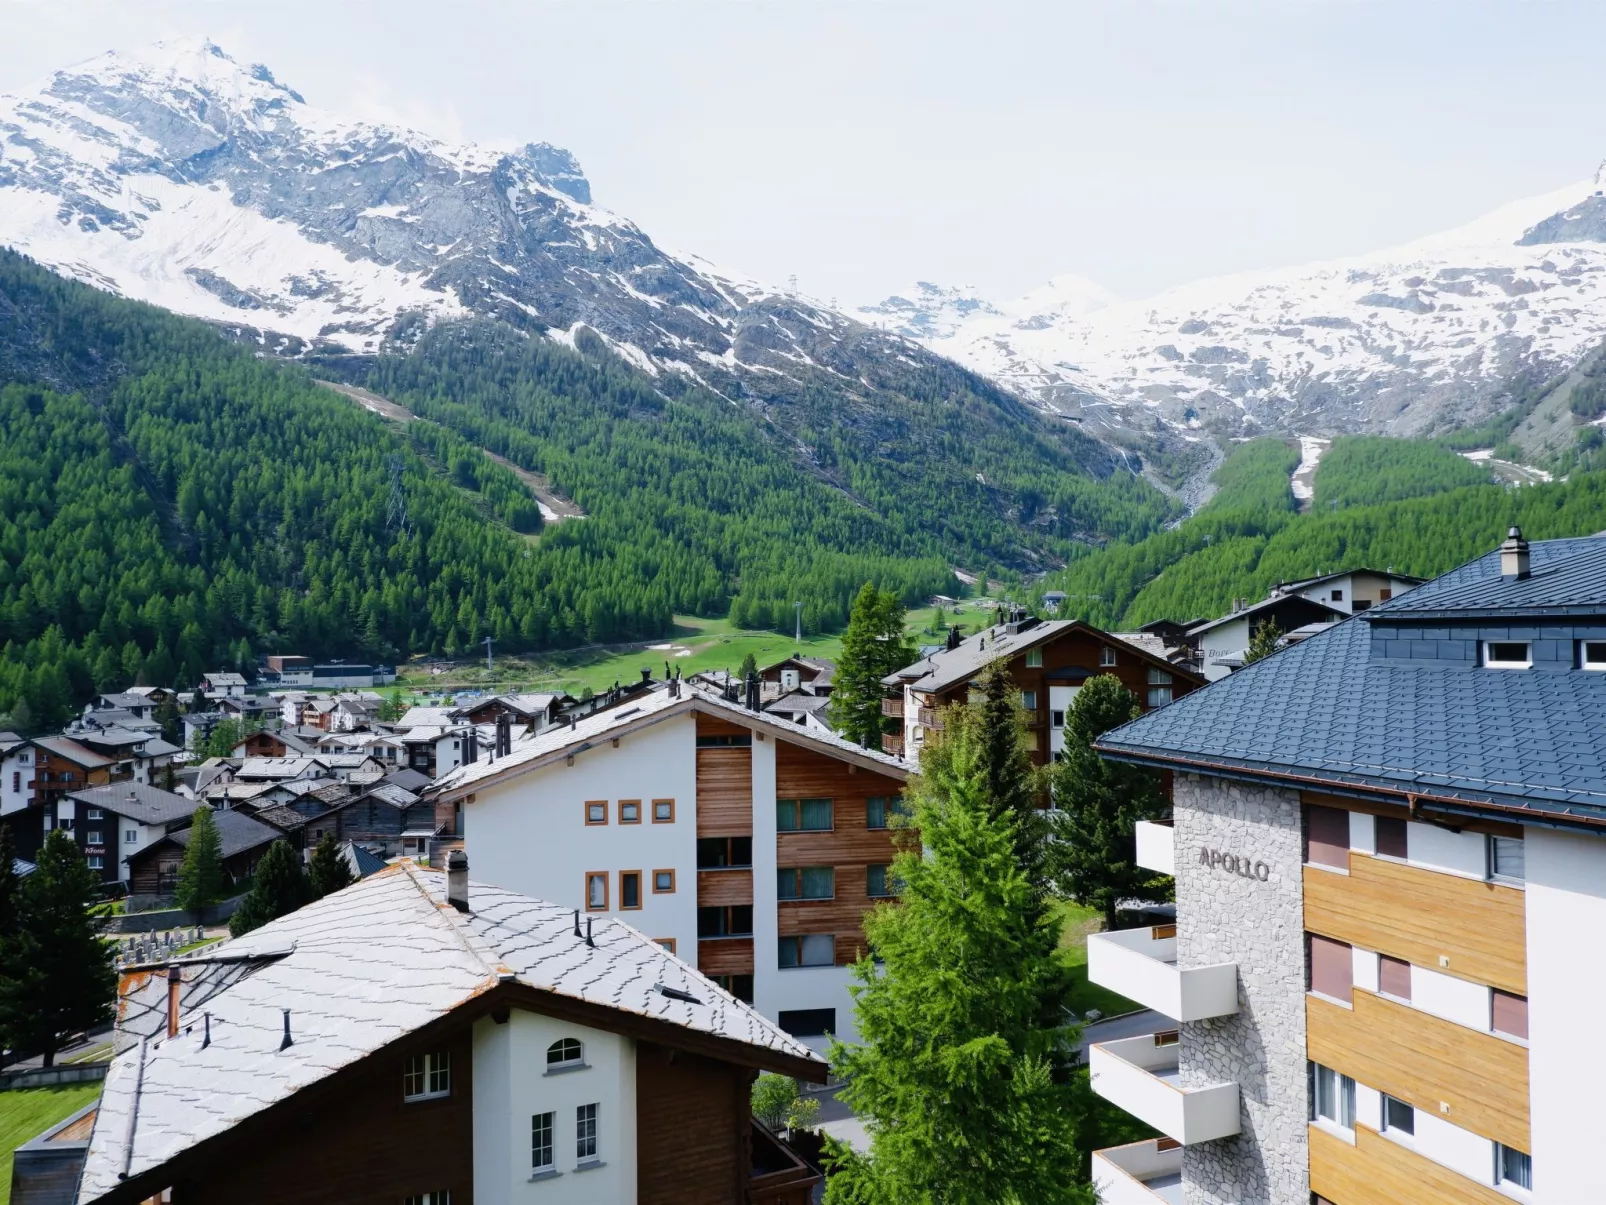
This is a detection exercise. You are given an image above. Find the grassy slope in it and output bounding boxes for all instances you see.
[0,1083,101,1204]
[1053,899,1141,1020]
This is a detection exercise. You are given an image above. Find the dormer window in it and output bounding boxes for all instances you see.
[1483,641,1531,669]
[1582,641,1606,670]
[546,1037,585,1071]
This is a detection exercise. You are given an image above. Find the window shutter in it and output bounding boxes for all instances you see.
[1379,955,1411,1001]
[1305,806,1350,869]
[1309,935,1353,1002]
[1492,990,1527,1039]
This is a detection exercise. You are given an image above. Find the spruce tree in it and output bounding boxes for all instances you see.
[1049,674,1170,930]
[738,651,759,686]
[1243,617,1284,665]
[827,583,914,749]
[154,695,182,745]
[175,806,226,917]
[308,833,356,899]
[229,840,311,937]
[825,692,1089,1205]
[0,829,116,1066]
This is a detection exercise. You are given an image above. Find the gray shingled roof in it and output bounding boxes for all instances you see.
[1099,537,1606,824]
[79,863,822,1202]
[168,810,282,860]
[1372,535,1606,618]
[65,784,196,827]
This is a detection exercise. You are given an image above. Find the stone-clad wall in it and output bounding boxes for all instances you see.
[1174,774,1309,1205]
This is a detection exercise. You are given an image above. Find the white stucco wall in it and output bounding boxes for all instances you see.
[1200,618,1250,682]
[1526,824,1606,1201]
[465,715,701,957]
[0,747,34,816]
[473,1009,635,1203]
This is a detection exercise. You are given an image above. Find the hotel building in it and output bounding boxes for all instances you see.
[1085,530,1606,1204]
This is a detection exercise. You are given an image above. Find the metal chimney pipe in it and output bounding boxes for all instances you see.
[166,966,181,1039]
[280,1009,293,1051]
[446,849,470,913]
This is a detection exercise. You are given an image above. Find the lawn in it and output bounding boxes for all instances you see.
[1052,898,1142,1021]
[0,1084,101,1204]
[394,603,972,701]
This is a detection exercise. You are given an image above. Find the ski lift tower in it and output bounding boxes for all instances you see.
[482,635,495,675]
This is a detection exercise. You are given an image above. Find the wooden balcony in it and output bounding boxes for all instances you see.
[916,707,943,730]
[881,697,904,719]
[881,733,904,758]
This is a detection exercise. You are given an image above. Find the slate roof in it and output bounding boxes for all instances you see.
[31,737,115,768]
[1099,538,1606,824]
[1185,593,1347,638]
[1369,535,1606,619]
[342,841,388,878]
[65,784,196,827]
[884,619,1075,691]
[235,757,321,781]
[251,805,309,833]
[79,863,823,1202]
[1274,567,1425,592]
[395,706,465,730]
[432,685,906,800]
[383,767,431,794]
[166,809,283,860]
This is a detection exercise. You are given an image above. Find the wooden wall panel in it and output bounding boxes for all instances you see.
[697,938,755,977]
[181,1024,474,1204]
[1309,1121,1512,1205]
[697,715,753,739]
[1307,991,1529,1151]
[698,869,753,906]
[1303,853,1526,994]
[697,749,753,836]
[637,1040,748,1205]
[1302,791,1523,839]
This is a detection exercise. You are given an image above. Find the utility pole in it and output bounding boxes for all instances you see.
[483,635,495,675]
[794,602,803,645]
[386,454,411,538]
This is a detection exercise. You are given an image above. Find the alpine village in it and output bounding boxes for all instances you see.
[5,18,1606,1205]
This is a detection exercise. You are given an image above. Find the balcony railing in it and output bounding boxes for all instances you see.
[881,697,905,719]
[1089,1032,1239,1145]
[916,707,943,731]
[1087,925,1238,1022]
[881,733,905,758]
[1091,1138,1183,1204]
[1135,819,1175,876]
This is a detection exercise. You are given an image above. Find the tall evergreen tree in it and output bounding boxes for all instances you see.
[0,829,116,1066]
[229,840,311,937]
[973,661,1052,907]
[1243,617,1284,665]
[825,691,1089,1205]
[174,806,226,917]
[154,695,182,745]
[738,651,759,685]
[1049,674,1171,930]
[828,583,915,749]
[308,833,356,899]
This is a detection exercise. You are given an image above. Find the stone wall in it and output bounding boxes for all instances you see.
[1174,774,1309,1205]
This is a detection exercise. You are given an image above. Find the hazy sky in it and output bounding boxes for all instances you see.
[6,1,1606,306]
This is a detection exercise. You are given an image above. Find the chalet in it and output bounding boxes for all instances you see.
[61,860,823,1204]
[67,723,183,786]
[182,711,224,754]
[126,809,292,896]
[302,781,436,859]
[882,612,1206,763]
[314,752,386,782]
[201,671,248,698]
[234,757,327,784]
[427,681,911,1051]
[0,732,33,817]
[763,691,832,728]
[231,728,318,760]
[62,783,196,885]
[758,656,835,698]
[85,691,161,722]
[30,736,125,821]
[1188,594,1347,681]
[461,691,567,733]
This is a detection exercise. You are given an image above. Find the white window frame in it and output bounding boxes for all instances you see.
[1024,648,1042,668]
[1483,640,1532,669]
[1488,834,1525,884]
[531,1110,556,1174]
[1100,646,1117,667]
[1495,1142,1533,1192]
[1309,1061,1355,1133]
[403,1051,451,1102]
[576,1102,599,1163]
[1582,640,1606,670]
[125,829,138,844]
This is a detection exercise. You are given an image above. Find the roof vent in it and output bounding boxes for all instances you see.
[1500,526,1530,581]
[446,849,469,913]
[657,983,702,1005]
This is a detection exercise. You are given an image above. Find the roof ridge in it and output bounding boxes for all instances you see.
[395,862,512,982]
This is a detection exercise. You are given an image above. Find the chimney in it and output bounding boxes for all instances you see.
[495,712,511,758]
[463,727,477,765]
[1500,525,1531,580]
[745,669,761,712]
[280,1009,293,1051]
[166,966,181,1038]
[946,624,963,651]
[446,849,469,913]
[640,667,651,685]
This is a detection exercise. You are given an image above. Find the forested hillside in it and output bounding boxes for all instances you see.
[1034,435,1606,628]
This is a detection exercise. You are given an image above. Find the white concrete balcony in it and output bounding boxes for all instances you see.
[1086,925,1238,1022]
[1089,1033,1240,1145]
[1135,819,1175,876]
[1091,1138,1184,1205]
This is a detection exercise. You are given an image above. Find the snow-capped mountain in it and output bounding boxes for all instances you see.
[0,38,927,394]
[865,173,1606,441]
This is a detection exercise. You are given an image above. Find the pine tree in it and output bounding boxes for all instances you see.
[825,693,1089,1205]
[174,806,226,918]
[738,651,759,685]
[154,695,182,745]
[1048,674,1171,930]
[308,833,356,899]
[1243,617,1283,665]
[827,583,914,749]
[229,840,311,937]
[0,829,116,1066]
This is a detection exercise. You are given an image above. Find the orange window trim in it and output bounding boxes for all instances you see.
[619,799,642,824]
[584,870,609,911]
[620,869,643,910]
[584,800,608,826]
[652,797,675,823]
[652,868,676,893]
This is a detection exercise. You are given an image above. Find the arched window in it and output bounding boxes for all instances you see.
[546,1038,584,1068]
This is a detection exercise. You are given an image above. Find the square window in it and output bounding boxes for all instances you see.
[779,934,835,968]
[1020,690,1037,711]
[86,831,101,846]
[778,798,833,831]
[576,1103,598,1161]
[1492,989,1528,1039]
[866,864,894,898]
[87,855,103,870]
[866,796,903,830]
[1024,648,1042,668]
[620,871,641,910]
[696,836,752,868]
[1304,805,1351,869]
[1379,588,1393,601]
[618,800,641,824]
[1051,709,1065,728]
[585,872,608,911]
[1100,647,1117,667]
[1489,835,1525,883]
[532,1111,555,1171]
[1146,687,1173,707]
[1484,641,1532,669]
[1382,1094,1414,1135]
[404,1051,451,1101]
[1583,640,1606,670]
[655,937,676,954]
[778,866,834,901]
[1375,815,1408,859]
[1331,588,1344,602]
[585,801,607,825]
[652,869,675,893]
[86,807,103,820]
[1497,1144,1532,1190]
[652,798,674,822]
[1146,667,1172,685]
[1379,955,1411,1001]
[125,830,137,843]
